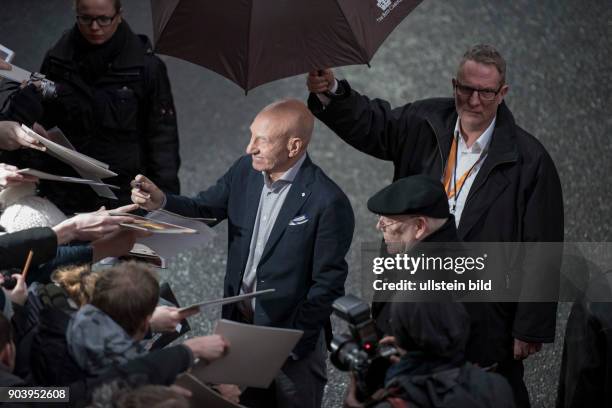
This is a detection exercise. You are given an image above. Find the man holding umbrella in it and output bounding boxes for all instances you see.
[306,44,563,407]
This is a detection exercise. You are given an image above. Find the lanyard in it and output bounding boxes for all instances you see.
[443,134,487,211]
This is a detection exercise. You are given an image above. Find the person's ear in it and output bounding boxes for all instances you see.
[414,217,428,240]
[287,137,302,158]
[498,84,509,104]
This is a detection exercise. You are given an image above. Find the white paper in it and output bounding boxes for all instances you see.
[178,288,276,313]
[72,169,117,199]
[0,44,15,63]
[46,127,110,169]
[175,373,246,408]
[20,124,117,179]
[18,168,119,188]
[191,319,303,388]
[135,209,217,260]
[0,62,31,83]
[20,125,118,199]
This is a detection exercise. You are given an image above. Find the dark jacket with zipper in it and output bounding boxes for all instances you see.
[3,23,180,214]
[308,80,564,365]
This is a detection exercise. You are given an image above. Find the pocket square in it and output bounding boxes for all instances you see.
[289,214,309,226]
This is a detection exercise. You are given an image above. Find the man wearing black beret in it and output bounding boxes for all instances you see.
[366,175,459,326]
[367,175,456,256]
[342,175,514,407]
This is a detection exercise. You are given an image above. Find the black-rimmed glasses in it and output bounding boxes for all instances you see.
[453,79,503,102]
[76,13,118,27]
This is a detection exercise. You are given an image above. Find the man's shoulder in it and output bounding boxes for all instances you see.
[305,159,351,205]
[412,97,455,110]
[513,124,557,166]
[497,103,554,160]
[407,97,456,123]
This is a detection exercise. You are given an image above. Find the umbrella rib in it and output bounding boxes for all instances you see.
[151,0,182,50]
[245,0,255,92]
[334,0,371,64]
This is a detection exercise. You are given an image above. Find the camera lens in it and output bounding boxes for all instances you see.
[330,334,369,372]
[40,79,57,100]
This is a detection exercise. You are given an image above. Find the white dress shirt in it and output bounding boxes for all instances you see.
[449,116,496,225]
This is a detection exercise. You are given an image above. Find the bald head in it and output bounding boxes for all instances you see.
[247,99,315,181]
[257,98,314,147]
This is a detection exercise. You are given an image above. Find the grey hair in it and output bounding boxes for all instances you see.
[458,44,506,84]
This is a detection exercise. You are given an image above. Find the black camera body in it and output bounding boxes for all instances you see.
[330,295,398,401]
[28,72,58,100]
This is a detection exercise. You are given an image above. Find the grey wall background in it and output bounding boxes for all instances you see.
[1,0,611,406]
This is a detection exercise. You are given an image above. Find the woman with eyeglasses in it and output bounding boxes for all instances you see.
[2,0,181,215]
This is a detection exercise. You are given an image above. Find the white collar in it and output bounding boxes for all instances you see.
[454,116,496,153]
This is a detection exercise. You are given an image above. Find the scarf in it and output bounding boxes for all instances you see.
[71,21,128,82]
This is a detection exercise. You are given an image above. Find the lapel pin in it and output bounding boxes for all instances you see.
[301,192,305,197]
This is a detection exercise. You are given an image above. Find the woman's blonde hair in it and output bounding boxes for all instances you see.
[51,265,100,307]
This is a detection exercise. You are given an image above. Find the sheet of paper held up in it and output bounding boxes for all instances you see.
[178,288,276,314]
[20,125,118,199]
[134,209,217,260]
[21,124,117,179]
[45,127,118,199]
[175,373,245,408]
[191,319,303,388]
[45,127,110,169]
[18,168,119,189]
[0,61,31,83]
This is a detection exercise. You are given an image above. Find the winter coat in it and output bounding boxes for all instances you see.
[308,80,564,365]
[3,22,180,214]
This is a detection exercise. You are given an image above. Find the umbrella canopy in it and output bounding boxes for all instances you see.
[151,0,423,92]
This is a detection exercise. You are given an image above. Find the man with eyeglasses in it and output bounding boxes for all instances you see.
[306,44,563,408]
[2,0,180,215]
[370,175,455,255]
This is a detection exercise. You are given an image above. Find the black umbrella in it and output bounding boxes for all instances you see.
[151,0,424,92]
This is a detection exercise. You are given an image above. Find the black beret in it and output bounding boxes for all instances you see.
[367,175,450,218]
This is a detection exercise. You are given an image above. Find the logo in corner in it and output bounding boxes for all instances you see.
[377,0,392,11]
[375,0,404,23]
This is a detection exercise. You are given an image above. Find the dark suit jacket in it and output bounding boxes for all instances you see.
[165,154,355,357]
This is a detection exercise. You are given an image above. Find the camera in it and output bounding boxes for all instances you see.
[330,294,398,401]
[28,72,58,100]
